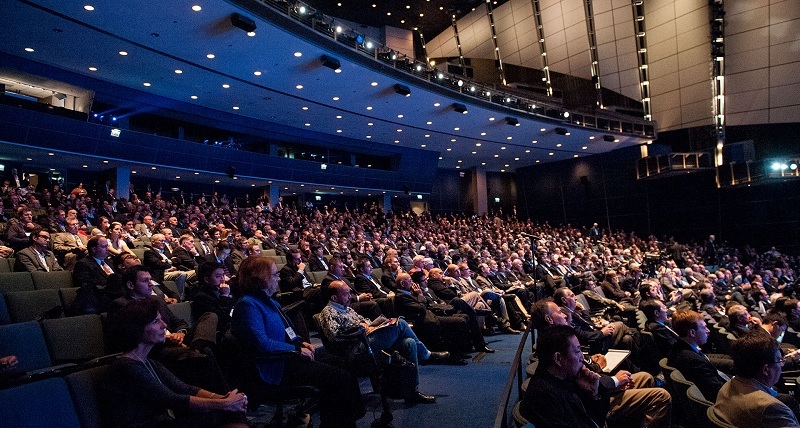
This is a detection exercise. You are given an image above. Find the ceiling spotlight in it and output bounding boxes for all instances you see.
[393,84,411,97]
[452,103,468,114]
[505,117,520,126]
[602,135,615,142]
[554,127,568,135]
[230,13,256,33]
[320,55,341,72]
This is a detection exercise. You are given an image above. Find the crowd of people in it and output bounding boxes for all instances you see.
[3,176,800,427]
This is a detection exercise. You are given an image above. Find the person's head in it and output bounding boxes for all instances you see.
[531,300,568,329]
[396,272,412,291]
[65,216,80,234]
[411,270,427,288]
[30,227,50,250]
[109,222,123,238]
[761,312,788,341]
[161,228,174,243]
[641,299,668,323]
[237,257,279,296]
[179,235,195,252]
[428,268,443,280]
[289,249,302,267]
[328,255,344,277]
[87,236,109,260]
[150,233,166,250]
[124,265,153,300]
[671,310,708,345]
[143,215,154,227]
[699,289,716,305]
[198,262,225,289]
[729,330,782,386]
[214,241,231,260]
[357,257,373,275]
[445,264,460,278]
[115,298,165,352]
[326,280,352,307]
[536,325,583,380]
[553,288,577,310]
[384,256,399,271]
[727,304,751,329]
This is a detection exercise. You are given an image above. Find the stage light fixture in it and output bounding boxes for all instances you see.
[320,55,341,72]
[603,135,615,142]
[393,84,411,97]
[554,127,568,135]
[452,103,468,114]
[230,13,256,33]
[505,117,520,126]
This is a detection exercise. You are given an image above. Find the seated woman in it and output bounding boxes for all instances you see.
[231,257,365,428]
[101,299,248,428]
[107,221,136,257]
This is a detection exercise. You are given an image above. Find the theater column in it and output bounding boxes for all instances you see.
[472,167,488,215]
[114,167,130,201]
[383,193,392,213]
[268,185,280,209]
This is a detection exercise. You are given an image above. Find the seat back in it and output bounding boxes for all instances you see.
[42,314,105,364]
[65,365,110,428]
[169,301,194,328]
[0,320,53,372]
[0,377,81,427]
[0,271,35,294]
[5,289,62,322]
[371,268,384,279]
[32,270,74,290]
[512,401,534,428]
[131,248,147,260]
[686,384,713,427]
[59,287,80,311]
[0,291,9,324]
[309,271,327,284]
[0,257,11,272]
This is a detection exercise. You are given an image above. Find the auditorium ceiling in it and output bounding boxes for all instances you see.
[0,0,647,187]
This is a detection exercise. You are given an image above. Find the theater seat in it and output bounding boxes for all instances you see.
[59,288,79,312]
[65,365,110,428]
[32,270,74,290]
[5,289,62,322]
[0,257,11,273]
[42,314,105,365]
[0,321,53,373]
[0,377,81,428]
[169,301,194,327]
[0,292,9,324]
[0,272,35,294]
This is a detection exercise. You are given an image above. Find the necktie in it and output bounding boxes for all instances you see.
[101,261,113,275]
[202,242,210,255]
[38,252,49,272]
[74,235,83,247]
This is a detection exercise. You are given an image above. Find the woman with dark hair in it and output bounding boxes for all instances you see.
[231,256,365,428]
[102,299,248,428]
[107,221,136,257]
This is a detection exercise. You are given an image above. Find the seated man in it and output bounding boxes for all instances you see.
[709,330,800,427]
[318,280,449,404]
[667,310,729,402]
[554,288,633,355]
[52,216,88,270]
[143,233,189,301]
[14,227,63,272]
[320,255,380,320]
[529,300,671,428]
[727,303,762,339]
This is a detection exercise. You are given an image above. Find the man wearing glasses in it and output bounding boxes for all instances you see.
[15,227,63,272]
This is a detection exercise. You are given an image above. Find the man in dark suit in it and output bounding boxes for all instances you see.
[667,310,729,402]
[307,244,329,272]
[171,234,200,272]
[200,240,235,278]
[70,236,121,314]
[14,228,62,272]
[320,255,381,319]
[536,253,567,296]
[354,258,393,298]
[143,233,188,300]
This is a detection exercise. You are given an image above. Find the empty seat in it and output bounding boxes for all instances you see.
[0,321,54,373]
[131,248,147,260]
[66,365,110,428]
[42,314,105,365]
[0,377,81,428]
[5,289,62,323]
[0,257,11,272]
[59,287,80,311]
[32,270,74,290]
[372,268,384,279]
[169,301,194,327]
[0,271,35,294]
[309,271,328,284]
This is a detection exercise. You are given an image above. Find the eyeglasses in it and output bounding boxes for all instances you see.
[774,359,785,367]
[37,235,51,240]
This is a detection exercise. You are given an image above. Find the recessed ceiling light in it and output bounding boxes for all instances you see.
[222,84,230,88]
[304,123,311,126]
[447,148,452,151]
[501,146,507,150]
[451,138,456,142]
[532,140,538,144]
[589,136,595,140]
[143,82,151,86]
[366,135,371,138]
[433,102,440,107]
[82,164,88,168]
[371,82,378,86]
[132,170,137,173]
[476,143,481,146]
[26,158,32,161]
[84,5,95,11]
[254,71,262,76]
[251,184,256,187]
[175,176,180,179]
[549,152,554,156]
[536,160,541,163]
[194,172,199,175]
[367,122,373,126]
[366,106,372,110]
[174,69,183,74]
[294,52,302,57]
[333,96,339,101]
[151,166,156,170]
[574,154,579,158]
[301,106,309,111]
[454,127,460,131]
[458,160,463,163]
[472,151,477,154]
[424,134,430,138]
[582,146,588,150]
[525,150,530,153]
[336,115,342,119]
[118,51,128,56]
[102,160,109,164]
[206,53,215,59]
[215,180,220,183]
[336,129,342,133]
[504,164,509,167]
[47,152,54,156]
[397,114,403,118]
[247,31,256,37]
[481,162,486,165]
[88,66,97,71]
[489,117,495,121]
[295,84,303,89]
[232,106,240,110]
[191,5,202,11]
[426,121,432,125]
[190,95,198,99]
[421,144,426,147]
[394,140,399,143]
[480,132,487,136]
[397,129,402,132]
[515,157,520,161]
[556,143,562,147]
[494,154,499,158]
[506,136,512,140]
[541,128,546,132]
[24,47,34,52]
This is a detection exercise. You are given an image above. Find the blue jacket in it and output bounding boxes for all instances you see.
[231,291,296,385]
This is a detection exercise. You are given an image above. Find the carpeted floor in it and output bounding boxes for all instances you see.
[247,332,530,428]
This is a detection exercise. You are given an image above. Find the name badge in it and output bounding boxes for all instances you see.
[285,327,297,341]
